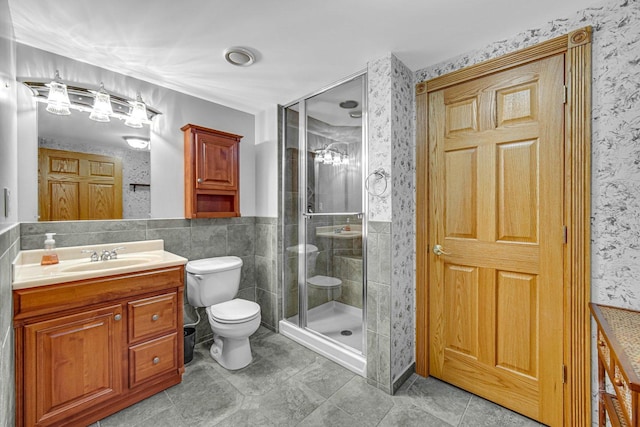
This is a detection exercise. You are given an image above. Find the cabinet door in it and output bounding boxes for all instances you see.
[24,305,124,426]
[195,132,238,191]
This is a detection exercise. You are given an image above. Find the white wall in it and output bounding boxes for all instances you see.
[254,106,278,217]
[15,44,256,220]
[16,86,37,221]
[0,0,17,229]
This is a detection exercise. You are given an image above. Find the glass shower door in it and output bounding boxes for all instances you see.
[282,73,366,355]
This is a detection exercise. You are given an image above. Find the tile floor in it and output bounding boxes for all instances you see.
[94,327,543,426]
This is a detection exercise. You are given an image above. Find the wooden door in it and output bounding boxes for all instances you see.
[38,148,123,221]
[428,54,564,425]
[24,305,124,426]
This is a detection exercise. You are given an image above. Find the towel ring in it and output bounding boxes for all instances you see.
[365,168,390,196]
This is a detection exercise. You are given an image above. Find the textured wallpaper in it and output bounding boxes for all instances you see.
[415,0,640,421]
[366,53,416,388]
[389,54,416,382]
[367,56,393,222]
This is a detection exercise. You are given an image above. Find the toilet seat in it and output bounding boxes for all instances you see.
[207,299,261,324]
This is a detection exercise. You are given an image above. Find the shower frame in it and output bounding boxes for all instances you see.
[279,70,368,376]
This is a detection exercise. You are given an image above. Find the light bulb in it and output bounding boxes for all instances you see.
[45,70,70,115]
[89,83,113,122]
[125,93,148,128]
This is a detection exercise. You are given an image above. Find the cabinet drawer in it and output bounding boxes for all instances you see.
[129,293,177,343]
[129,334,178,387]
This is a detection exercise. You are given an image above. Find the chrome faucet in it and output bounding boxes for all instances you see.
[81,249,100,262]
[100,250,113,261]
[110,246,125,259]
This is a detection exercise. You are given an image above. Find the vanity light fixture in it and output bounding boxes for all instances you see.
[45,70,71,115]
[20,78,161,125]
[124,93,148,128]
[314,141,351,166]
[123,136,150,150]
[89,82,113,122]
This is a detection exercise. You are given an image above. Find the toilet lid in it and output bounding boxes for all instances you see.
[186,256,243,274]
[207,299,261,324]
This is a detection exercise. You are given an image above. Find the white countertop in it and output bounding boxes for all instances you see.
[12,240,187,290]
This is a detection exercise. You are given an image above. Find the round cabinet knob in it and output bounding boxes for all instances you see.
[152,314,159,321]
[197,178,203,183]
[153,357,160,365]
[114,314,122,321]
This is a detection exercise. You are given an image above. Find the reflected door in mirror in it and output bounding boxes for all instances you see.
[39,148,123,221]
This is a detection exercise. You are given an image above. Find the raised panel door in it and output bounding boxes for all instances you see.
[195,132,238,191]
[38,148,123,221]
[428,54,565,425]
[24,305,124,426]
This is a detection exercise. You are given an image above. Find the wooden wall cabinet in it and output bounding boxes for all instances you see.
[591,303,640,427]
[13,266,184,427]
[182,124,242,218]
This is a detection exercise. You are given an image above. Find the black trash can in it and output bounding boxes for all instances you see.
[184,327,196,363]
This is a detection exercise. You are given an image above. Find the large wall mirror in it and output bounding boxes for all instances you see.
[17,43,256,222]
[36,102,151,221]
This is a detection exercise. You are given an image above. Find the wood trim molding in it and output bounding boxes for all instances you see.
[564,27,592,427]
[415,89,429,377]
[415,27,592,426]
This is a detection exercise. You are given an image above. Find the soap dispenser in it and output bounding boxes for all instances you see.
[41,233,59,265]
[344,218,351,231]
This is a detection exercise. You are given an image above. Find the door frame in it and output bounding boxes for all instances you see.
[415,27,592,426]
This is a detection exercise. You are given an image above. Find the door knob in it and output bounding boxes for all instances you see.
[197,178,203,183]
[433,244,451,256]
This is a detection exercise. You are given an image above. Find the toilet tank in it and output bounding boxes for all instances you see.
[186,257,243,307]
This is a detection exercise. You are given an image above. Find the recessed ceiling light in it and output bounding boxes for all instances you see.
[339,100,358,109]
[224,47,256,67]
[349,110,362,119]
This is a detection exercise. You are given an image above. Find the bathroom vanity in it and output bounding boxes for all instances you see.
[12,240,187,427]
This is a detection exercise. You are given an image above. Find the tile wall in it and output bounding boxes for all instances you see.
[19,217,280,343]
[255,217,278,331]
[0,225,19,427]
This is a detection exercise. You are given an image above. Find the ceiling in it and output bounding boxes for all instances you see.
[8,0,597,115]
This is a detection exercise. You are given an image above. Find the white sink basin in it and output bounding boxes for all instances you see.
[60,257,156,273]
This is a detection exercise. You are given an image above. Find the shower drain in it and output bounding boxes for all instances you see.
[340,330,353,336]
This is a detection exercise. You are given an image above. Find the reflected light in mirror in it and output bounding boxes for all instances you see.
[123,136,150,150]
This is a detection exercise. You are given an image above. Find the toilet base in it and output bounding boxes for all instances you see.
[209,334,253,370]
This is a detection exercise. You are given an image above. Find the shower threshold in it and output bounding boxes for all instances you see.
[280,301,365,376]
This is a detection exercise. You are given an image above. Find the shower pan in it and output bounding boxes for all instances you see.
[279,72,367,376]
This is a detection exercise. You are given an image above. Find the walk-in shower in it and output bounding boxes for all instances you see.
[279,72,367,375]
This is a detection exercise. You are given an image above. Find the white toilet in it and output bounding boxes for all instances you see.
[186,256,261,370]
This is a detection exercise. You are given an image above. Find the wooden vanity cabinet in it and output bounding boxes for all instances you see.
[182,123,242,218]
[13,266,185,427]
